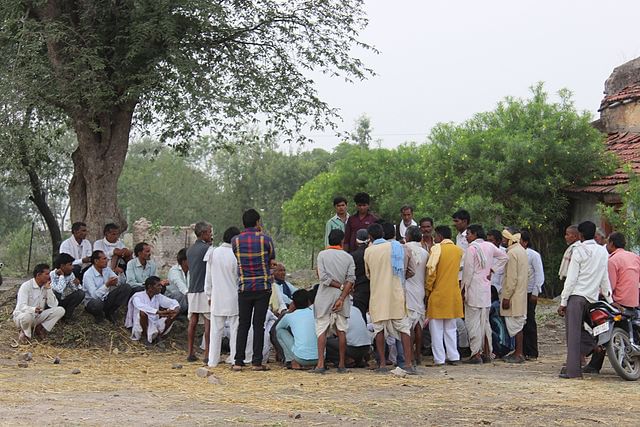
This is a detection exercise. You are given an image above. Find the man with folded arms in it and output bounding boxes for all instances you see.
[313,229,356,373]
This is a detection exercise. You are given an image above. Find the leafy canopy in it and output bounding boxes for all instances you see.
[0,0,374,145]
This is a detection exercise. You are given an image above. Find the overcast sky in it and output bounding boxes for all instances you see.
[302,0,640,150]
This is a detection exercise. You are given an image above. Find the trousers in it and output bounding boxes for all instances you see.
[429,318,460,364]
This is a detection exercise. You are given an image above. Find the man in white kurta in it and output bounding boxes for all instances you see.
[13,264,65,342]
[461,225,507,363]
[205,227,241,367]
[404,226,428,364]
[125,276,179,343]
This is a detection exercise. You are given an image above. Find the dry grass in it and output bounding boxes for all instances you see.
[1,285,640,426]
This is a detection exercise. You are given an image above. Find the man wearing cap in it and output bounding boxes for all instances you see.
[499,228,529,364]
[351,228,371,322]
[344,192,378,253]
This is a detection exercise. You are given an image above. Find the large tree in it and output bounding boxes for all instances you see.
[0,0,373,239]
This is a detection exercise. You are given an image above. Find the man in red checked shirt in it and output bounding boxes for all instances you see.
[231,209,276,371]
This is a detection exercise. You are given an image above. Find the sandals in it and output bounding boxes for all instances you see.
[231,364,243,372]
[309,367,329,374]
[251,365,270,371]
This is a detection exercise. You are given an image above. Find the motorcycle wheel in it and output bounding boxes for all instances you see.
[607,327,640,381]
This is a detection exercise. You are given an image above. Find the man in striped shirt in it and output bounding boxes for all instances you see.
[232,209,276,371]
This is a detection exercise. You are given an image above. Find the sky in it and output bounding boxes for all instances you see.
[301,0,640,150]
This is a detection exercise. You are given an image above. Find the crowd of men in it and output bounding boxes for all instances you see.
[12,192,640,379]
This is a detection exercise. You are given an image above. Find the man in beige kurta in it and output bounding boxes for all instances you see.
[364,223,416,374]
[499,229,529,363]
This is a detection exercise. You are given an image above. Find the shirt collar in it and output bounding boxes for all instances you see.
[30,279,40,289]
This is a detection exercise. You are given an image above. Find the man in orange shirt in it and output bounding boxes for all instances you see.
[584,231,640,374]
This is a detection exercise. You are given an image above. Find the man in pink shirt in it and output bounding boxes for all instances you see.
[606,232,640,309]
[584,231,639,374]
[461,224,508,364]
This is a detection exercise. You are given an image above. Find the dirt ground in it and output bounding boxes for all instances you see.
[1,277,639,426]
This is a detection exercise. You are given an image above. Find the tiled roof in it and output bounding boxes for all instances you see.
[566,132,640,194]
[599,83,640,111]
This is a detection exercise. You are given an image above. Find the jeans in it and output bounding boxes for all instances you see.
[234,290,271,366]
[85,283,132,321]
[276,325,318,366]
[54,289,85,320]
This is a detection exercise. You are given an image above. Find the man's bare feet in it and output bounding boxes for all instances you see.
[34,325,47,340]
[17,331,29,344]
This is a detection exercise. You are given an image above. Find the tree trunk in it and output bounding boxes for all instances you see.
[16,107,63,262]
[69,105,135,242]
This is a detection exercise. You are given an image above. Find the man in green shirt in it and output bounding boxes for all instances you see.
[324,196,349,247]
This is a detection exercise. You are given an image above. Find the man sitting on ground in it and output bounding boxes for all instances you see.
[59,221,92,279]
[126,242,158,293]
[325,302,372,368]
[276,289,319,369]
[83,250,132,324]
[272,263,298,308]
[93,223,132,281]
[166,248,189,314]
[13,264,65,343]
[313,229,356,373]
[50,253,85,321]
[125,276,180,345]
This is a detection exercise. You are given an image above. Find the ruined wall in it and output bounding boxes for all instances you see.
[600,100,640,133]
[131,218,196,274]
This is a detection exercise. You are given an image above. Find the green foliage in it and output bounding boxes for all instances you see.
[599,167,640,250]
[0,0,374,145]
[425,84,616,232]
[282,143,429,244]
[117,142,221,227]
[1,223,49,275]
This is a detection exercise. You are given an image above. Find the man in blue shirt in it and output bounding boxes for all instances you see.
[276,289,318,370]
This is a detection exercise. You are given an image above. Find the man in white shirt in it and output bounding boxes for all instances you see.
[520,230,545,361]
[404,225,428,365]
[50,253,85,321]
[486,229,506,292]
[558,225,580,281]
[83,250,132,324]
[125,276,179,344]
[557,221,612,379]
[395,205,418,243]
[13,264,65,343]
[205,227,241,367]
[93,223,132,279]
[452,209,470,284]
[59,222,92,278]
[166,248,189,313]
[462,225,508,364]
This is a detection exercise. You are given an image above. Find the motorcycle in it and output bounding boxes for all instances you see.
[584,301,640,381]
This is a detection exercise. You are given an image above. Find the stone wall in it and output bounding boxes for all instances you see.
[131,218,196,275]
